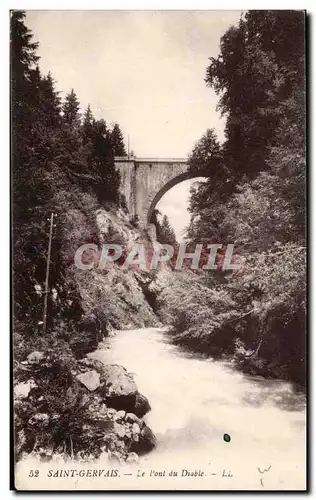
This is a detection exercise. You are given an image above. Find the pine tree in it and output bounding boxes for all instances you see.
[82,104,94,139]
[11,13,54,216]
[11,10,126,329]
[11,10,39,106]
[39,72,61,127]
[189,128,222,175]
[150,209,176,245]
[205,10,305,177]
[11,11,54,323]
[62,89,81,126]
[89,118,121,202]
[11,11,40,198]
[159,214,177,246]
[110,123,126,156]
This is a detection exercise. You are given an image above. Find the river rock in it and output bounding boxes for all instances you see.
[27,351,44,364]
[87,396,107,420]
[100,364,137,396]
[114,422,126,438]
[132,422,141,434]
[76,370,101,391]
[131,424,157,455]
[125,426,132,438]
[125,412,143,428]
[28,413,49,427]
[14,380,37,398]
[113,410,126,421]
[99,364,138,412]
[134,392,151,417]
[126,452,139,464]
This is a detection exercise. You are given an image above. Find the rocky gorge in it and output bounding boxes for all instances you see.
[13,206,162,466]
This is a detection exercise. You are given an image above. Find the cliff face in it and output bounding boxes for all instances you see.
[74,206,160,331]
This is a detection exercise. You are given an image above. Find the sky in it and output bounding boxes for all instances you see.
[155,178,206,240]
[26,10,242,240]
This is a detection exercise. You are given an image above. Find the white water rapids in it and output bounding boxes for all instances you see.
[16,326,306,491]
[90,327,306,490]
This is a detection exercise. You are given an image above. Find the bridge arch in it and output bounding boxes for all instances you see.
[146,171,203,224]
[115,156,205,228]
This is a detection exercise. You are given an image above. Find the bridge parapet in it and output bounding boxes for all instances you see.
[115,156,190,227]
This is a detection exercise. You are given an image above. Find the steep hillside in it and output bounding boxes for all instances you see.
[13,153,161,465]
[74,207,161,331]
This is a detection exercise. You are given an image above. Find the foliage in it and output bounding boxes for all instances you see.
[11,11,126,331]
[206,10,305,176]
[110,123,127,156]
[188,128,223,176]
[13,335,113,460]
[150,209,177,245]
[62,88,81,126]
[165,10,306,386]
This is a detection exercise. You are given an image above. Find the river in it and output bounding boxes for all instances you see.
[91,327,306,490]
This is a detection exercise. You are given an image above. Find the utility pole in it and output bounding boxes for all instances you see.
[43,212,54,334]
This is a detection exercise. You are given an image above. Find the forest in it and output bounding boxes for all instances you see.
[158,10,306,387]
[12,10,306,464]
[12,10,128,335]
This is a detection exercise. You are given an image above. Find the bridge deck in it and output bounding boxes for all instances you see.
[114,156,188,163]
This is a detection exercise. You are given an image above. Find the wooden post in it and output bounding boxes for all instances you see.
[43,212,54,334]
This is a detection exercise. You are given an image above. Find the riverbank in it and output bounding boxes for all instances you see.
[169,331,307,393]
[14,331,157,467]
[155,263,306,389]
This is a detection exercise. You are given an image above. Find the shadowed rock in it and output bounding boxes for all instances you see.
[131,424,157,455]
[134,392,151,417]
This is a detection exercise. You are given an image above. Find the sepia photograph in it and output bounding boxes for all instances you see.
[11,9,306,491]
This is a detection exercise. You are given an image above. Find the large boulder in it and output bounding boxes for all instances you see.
[86,363,152,417]
[99,364,138,412]
[126,452,139,464]
[76,370,101,392]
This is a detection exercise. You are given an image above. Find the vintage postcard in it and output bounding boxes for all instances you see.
[11,10,307,491]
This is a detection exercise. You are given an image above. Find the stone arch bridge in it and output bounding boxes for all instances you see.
[115,156,200,228]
